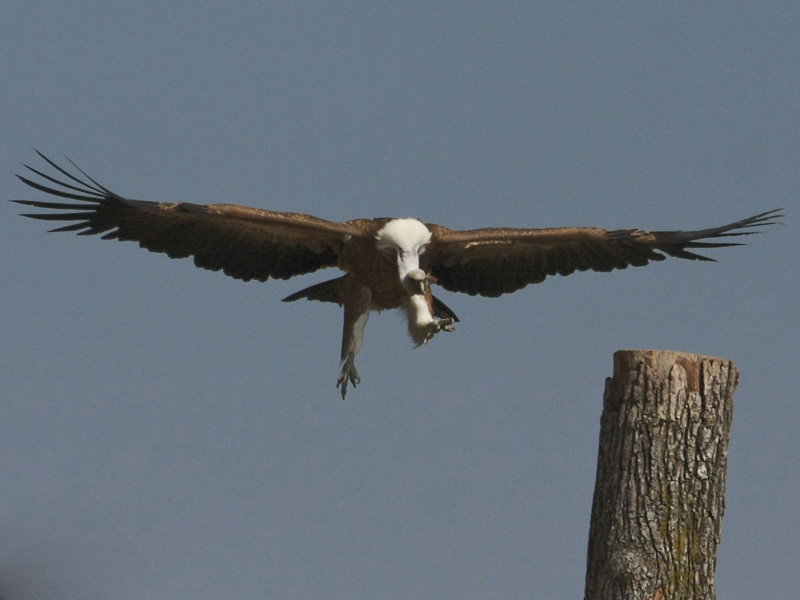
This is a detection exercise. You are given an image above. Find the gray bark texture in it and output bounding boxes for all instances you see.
[584,350,738,600]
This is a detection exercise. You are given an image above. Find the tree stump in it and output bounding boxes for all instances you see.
[584,350,739,600]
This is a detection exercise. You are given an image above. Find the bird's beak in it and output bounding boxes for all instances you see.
[403,269,428,295]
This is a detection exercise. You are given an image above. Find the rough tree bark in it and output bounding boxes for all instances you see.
[584,350,738,600]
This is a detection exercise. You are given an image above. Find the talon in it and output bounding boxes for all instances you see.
[337,354,360,400]
[423,318,456,343]
[438,318,456,333]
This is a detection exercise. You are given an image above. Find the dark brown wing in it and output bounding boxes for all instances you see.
[424,210,783,297]
[14,152,367,282]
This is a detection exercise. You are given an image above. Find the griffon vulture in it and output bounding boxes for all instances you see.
[14,152,782,398]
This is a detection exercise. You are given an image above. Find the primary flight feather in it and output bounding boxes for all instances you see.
[15,151,783,398]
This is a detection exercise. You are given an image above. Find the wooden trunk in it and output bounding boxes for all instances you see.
[584,350,738,600]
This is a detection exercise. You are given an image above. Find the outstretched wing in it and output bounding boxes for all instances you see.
[424,210,783,297]
[14,152,364,282]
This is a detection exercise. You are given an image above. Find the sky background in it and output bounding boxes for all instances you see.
[1,2,798,598]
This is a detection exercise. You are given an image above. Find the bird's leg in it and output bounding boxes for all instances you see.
[337,284,372,400]
[401,270,456,344]
[404,294,456,346]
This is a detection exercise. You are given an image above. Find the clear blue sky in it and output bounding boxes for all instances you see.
[1,2,797,598]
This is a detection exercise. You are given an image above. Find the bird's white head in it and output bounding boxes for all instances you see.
[375,218,432,282]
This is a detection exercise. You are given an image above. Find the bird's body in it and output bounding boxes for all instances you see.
[14,152,782,398]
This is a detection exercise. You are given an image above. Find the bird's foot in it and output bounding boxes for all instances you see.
[421,318,456,344]
[337,354,361,400]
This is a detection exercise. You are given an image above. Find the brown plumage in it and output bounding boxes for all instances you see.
[14,151,783,398]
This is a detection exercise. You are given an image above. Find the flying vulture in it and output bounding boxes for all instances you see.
[14,152,782,398]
